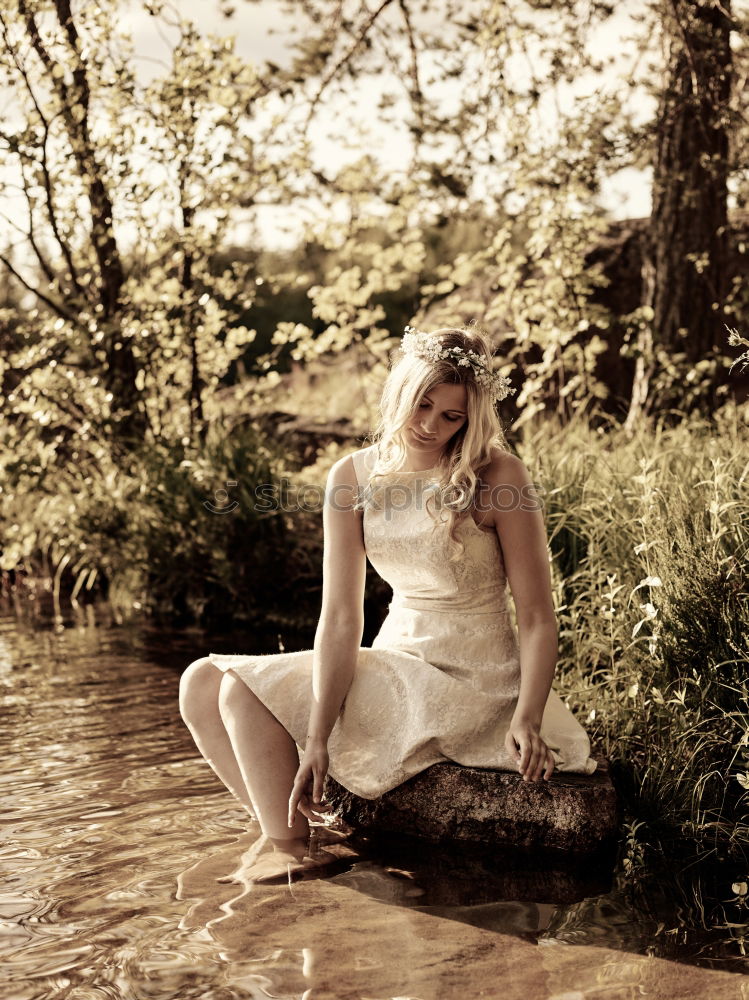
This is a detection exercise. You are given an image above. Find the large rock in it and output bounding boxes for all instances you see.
[325,755,620,856]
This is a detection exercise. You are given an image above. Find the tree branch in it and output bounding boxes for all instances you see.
[397,0,424,117]
[36,122,86,300]
[0,200,56,288]
[303,0,396,132]
[0,252,77,322]
[0,12,85,297]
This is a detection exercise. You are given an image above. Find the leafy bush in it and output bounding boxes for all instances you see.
[0,418,323,631]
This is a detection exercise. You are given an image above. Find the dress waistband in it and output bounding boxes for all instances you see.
[390,587,510,615]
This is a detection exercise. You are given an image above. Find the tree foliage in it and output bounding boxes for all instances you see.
[0,0,747,613]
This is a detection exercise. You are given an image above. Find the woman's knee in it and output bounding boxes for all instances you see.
[217,671,248,723]
[179,656,222,723]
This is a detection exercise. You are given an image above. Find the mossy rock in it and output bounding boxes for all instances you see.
[325,755,620,857]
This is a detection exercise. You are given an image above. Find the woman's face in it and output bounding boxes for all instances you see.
[405,382,468,460]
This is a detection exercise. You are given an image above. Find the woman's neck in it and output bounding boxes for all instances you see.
[400,451,443,472]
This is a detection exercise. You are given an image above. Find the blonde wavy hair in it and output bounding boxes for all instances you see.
[354,322,513,562]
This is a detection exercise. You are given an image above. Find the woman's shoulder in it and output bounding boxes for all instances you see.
[479,446,530,484]
[475,449,540,531]
[330,444,378,490]
[329,443,376,468]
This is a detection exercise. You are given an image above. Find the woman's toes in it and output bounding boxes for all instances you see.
[245,852,304,884]
[252,847,344,884]
[218,843,351,886]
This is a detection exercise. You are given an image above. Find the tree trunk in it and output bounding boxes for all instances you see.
[19,0,148,448]
[626,0,732,428]
[179,167,207,445]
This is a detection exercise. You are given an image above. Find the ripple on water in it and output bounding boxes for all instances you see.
[1,607,747,1000]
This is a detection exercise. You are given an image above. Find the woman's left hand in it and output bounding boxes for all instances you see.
[288,740,334,827]
[505,717,555,782]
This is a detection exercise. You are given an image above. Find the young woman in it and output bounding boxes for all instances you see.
[178,324,596,883]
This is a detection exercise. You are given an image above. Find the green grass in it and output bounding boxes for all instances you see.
[519,400,749,860]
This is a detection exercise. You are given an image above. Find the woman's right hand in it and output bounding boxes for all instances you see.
[505,717,556,782]
[288,739,334,827]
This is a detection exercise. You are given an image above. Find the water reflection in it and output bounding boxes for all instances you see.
[1,599,747,1000]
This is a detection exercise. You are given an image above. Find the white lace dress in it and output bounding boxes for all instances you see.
[207,444,597,798]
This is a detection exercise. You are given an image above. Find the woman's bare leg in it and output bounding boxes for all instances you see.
[216,669,309,844]
[179,658,338,882]
[218,671,348,882]
[178,657,255,813]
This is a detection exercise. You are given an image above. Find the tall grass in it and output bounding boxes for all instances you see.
[520,401,749,860]
[0,420,322,631]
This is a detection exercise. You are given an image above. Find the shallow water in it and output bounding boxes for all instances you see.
[1,599,747,1000]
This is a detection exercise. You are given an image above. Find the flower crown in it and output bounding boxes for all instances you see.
[400,325,515,402]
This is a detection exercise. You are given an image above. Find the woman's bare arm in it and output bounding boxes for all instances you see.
[483,451,558,781]
[306,452,367,745]
[288,452,367,825]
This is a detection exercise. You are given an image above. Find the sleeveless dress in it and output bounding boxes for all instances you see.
[207,444,597,798]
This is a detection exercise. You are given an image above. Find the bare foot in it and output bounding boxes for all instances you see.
[177,832,259,899]
[239,845,342,884]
